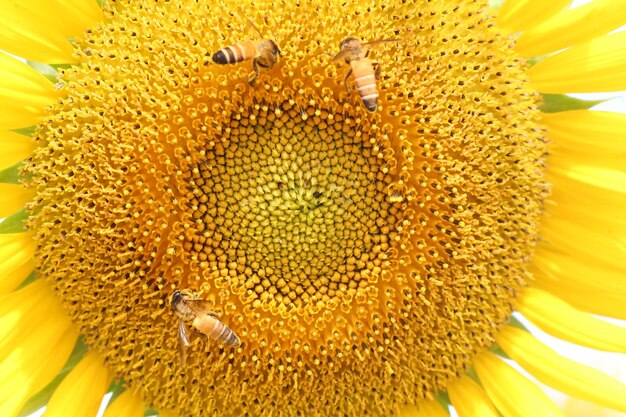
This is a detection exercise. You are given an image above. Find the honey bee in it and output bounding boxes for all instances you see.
[171,289,241,365]
[211,19,281,85]
[332,37,396,111]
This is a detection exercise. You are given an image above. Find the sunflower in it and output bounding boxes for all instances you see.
[1,0,626,416]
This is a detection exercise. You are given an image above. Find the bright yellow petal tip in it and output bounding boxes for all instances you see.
[497,0,571,34]
[528,30,626,93]
[474,351,565,417]
[518,288,626,353]
[515,0,626,57]
[497,326,626,412]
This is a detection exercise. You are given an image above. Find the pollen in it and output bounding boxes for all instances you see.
[23,0,547,416]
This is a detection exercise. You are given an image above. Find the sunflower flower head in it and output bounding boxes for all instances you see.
[2,0,626,416]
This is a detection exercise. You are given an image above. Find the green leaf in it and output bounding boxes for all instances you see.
[0,163,22,184]
[16,271,37,291]
[144,408,158,417]
[465,367,481,384]
[0,209,29,233]
[26,61,58,84]
[508,315,528,330]
[18,338,89,417]
[540,94,605,113]
[107,380,127,406]
[50,63,72,72]
[12,126,37,137]
[488,343,510,359]
[435,390,451,412]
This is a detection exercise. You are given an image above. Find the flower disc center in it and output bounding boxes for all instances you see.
[186,105,397,314]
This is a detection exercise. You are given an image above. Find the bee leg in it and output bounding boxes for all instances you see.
[178,339,187,367]
[249,59,260,85]
[343,68,353,97]
[178,319,191,367]
[192,328,209,341]
[373,62,381,79]
[207,311,220,318]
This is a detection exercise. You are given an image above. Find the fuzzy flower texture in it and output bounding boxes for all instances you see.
[1,0,626,416]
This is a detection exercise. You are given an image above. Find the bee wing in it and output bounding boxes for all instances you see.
[184,298,217,316]
[332,49,353,63]
[178,319,190,366]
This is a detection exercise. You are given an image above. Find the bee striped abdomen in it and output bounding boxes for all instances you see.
[352,59,378,111]
[212,40,257,65]
[195,315,241,346]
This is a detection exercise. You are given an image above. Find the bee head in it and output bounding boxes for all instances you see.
[265,39,281,58]
[171,290,182,310]
[339,37,360,51]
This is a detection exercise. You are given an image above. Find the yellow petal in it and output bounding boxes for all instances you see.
[0,184,33,219]
[0,281,51,350]
[0,131,34,170]
[497,0,571,34]
[0,232,34,295]
[532,244,626,320]
[43,351,111,417]
[519,288,626,353]
[546,192,626,242]
[474,351,565,417]
[516,0,626,57]
[497,326,626,412]
[0,312,71,384]
[0,281,72,365]
[551,164,626,194]
[0,327,76,417]
[0,17,74,64]
[0,281,77,417]
[563,397,626,417]
[0,1,103,64]
[548,157,626,194]
[543,111,626,153]
[547,165,626,221]
[528,30,626,93]
[540,215,626,274]
[0,307,75,417]
[102,390,145,417]
[412,399,449,417]
[3,0,102,38]
[448,374,499,417]
[0,53,60,130]
[544,110,626,172]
